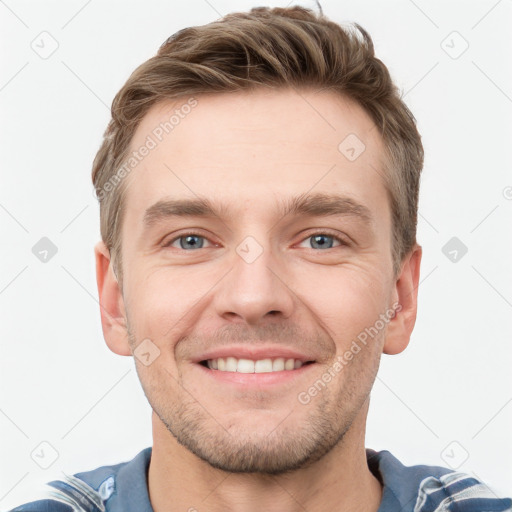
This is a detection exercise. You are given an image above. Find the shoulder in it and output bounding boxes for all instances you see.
[7,447,152,512]
[9,501,74,512]
[414,471,512,512]
[367,449,512,512]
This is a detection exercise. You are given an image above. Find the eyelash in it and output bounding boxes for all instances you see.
[162,230,349,250]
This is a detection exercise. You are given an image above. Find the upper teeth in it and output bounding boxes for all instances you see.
[207,357,304,373]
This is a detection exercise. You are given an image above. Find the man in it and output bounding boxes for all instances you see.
[10,5,511,512]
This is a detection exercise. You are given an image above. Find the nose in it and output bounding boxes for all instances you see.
[213,237,295,325]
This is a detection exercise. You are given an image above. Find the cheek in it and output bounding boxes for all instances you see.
[125,251,391,353]
[126,265,213,341]
[289,262,390,344]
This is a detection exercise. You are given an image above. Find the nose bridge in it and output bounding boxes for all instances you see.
[214,233,295,324]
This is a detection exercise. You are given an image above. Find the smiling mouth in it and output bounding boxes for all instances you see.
[199,357,315,373]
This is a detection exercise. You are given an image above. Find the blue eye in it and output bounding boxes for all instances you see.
[298,232,346,250]
[309,234,337,249]
[163,231,347,252]
[301,231,349,252]
[167,234,209,250]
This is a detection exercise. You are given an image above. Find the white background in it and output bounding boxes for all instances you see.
[1,0,511,509]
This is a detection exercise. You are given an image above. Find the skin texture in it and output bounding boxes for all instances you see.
[95,88,422,512]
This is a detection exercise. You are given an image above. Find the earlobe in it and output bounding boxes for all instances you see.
[94,241,131,356]
[383,244,422,355]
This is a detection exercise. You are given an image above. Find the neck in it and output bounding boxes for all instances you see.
[147,405,382,512]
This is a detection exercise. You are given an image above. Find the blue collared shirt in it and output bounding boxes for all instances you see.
[9,447,512,511]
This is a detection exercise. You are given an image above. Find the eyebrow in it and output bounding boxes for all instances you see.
[142,192,373,229]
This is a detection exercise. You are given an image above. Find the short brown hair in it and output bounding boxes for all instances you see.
[92,5,423,286]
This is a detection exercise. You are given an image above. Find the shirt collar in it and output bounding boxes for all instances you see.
[104,446,447,512]
[106,447,153,512]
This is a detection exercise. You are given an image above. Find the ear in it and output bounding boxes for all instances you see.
[94,241,131,356]
[383,244,422,355]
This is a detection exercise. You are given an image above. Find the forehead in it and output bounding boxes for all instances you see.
[122,88,388,223]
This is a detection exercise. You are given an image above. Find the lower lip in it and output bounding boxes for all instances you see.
[195,362,316,386]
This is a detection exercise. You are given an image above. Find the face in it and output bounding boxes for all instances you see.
[104,88,413,474]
